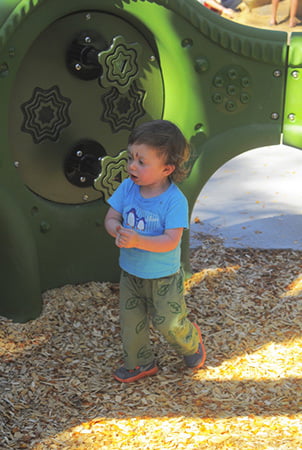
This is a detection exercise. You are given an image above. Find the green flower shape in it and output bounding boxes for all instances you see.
[94,150,128,202]
[98,35,141,94]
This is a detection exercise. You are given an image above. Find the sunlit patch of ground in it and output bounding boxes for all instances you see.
[1,236,302,449]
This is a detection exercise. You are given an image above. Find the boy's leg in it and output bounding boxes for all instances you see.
[119,271,155,369]
[149,270,205,365]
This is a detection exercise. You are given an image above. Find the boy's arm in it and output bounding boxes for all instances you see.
[116,226,183,253]
[104,207,122,238]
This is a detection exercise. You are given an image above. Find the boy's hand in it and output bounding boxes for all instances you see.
[115,225,183,252]
[115,225,138,248]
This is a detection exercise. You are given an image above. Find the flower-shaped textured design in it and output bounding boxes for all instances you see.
[98,35,141,94]
[102,82,145,132]
[211,65,251,114]
[94,150,128,202]
[21,85,71,143]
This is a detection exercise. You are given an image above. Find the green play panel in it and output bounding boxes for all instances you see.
[0,0,300,321]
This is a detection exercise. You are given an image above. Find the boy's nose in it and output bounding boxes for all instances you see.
[128,160,136,171]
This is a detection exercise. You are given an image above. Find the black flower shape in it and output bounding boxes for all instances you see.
[102,82,145,132]
[21,86,71,143]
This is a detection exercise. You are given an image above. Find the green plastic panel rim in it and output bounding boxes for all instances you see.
[0,0,287,65]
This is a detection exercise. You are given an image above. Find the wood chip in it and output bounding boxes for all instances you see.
[1,235,302,448]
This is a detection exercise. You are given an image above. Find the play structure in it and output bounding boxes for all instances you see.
[0,0,301,321]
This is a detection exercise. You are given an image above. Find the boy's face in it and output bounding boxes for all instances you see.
[127,143,175,187]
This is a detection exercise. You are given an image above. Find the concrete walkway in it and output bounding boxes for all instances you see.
[190,145,302,250]
[231,0,302,34]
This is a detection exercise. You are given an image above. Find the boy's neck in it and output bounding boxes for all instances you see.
[139,178,171,198]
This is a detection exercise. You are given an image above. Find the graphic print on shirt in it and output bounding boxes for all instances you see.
[126,207,146,231]
[125,207,161,234]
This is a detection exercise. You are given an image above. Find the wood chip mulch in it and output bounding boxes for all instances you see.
[1,234,302,449]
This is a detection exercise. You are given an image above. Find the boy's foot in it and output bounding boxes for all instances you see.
[113,361,159,383]
[184,323,206,370]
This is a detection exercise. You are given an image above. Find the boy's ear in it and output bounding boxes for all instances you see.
[163,164,175,176]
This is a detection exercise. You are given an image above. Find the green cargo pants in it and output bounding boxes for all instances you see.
[119,269,200,369]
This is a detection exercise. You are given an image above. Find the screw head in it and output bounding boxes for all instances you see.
[213,76,224,88]
[271,112,279,120]
[225,100,236,112]
[240,92,250,104]
[181,38,193,48]
[228,68,238,80]
[241,77,250,88]
[291,70,299,79]
[40,221,51,233]
[195,57,209,73]
[8,48,15,57]
[288,113,296,121]
[75,63,82,71]
[273,70,281,78]
[212,93,223,104]
[76,150,83,157]
[194,123,204,132]
[0,62,9,76]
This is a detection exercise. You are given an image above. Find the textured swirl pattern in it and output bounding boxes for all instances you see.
[21,85,71,143]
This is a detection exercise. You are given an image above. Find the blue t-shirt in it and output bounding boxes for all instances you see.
[108,178,189,279]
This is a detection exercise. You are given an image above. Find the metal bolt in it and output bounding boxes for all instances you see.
[288,113,296,121]
[225,100,236,112]
[0,62,8,76]
[83,194,89,201]
[213,76,224,88]
[271,112,279,120]
[80,176,86,183]
[76,150,83,157]
[195,57,209,74]
[75,63,82,71]
[181,38,193,48]
[273,70,281,78]
[228,68,238,80]
[241,77,250,88]
[194,123,204,132]
[85,13,91,20]
[40,221,51,233]
[291,70,299,79]
[227,84,236,96]
[212,93,223,104]
[149,55,156,62]
[85,36,92,44]
[240,92,250,104]
[8,48,15,57]
[14,161,20,168]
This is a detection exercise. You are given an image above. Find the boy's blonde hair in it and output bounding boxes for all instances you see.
[128,120,190,183]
